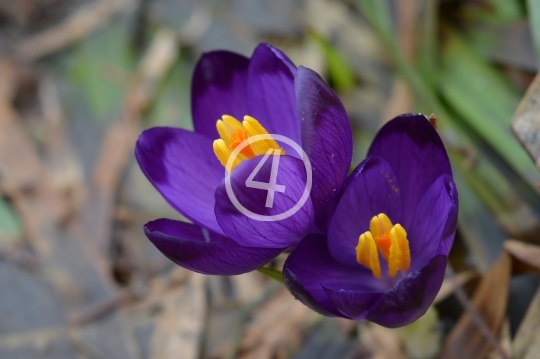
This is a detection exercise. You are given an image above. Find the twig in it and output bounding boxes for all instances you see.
[0,244,40,270]
[87,28,178,255]
[13,0,138,62]
[69,289,138,326]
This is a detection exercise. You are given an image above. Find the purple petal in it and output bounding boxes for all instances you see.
[322,288,383,320]
[283,234,386,316]
[408,175,458,271]
[366,255,447,328]
[368,114,452,226]
[144,219,284,275]
[437,179,459,256]
[267,45,297,74]
[246,44,302,147]
[283,267,337,316]
[191,50,249,139]
[295,66,353,230]
[215,155,314,247]
[135,127,224,235]
[327,156,402,267]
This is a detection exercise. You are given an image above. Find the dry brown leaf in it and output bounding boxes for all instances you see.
[439,252,511,359]
[512,73,540,170]
[0,60,139,358]
[239,288,313,359]
[150,273,207,359]
[512,286,540,359]
[487,319,512,359]
[0,27,178,358]
[434,270,478,304]
[504,240,540,270]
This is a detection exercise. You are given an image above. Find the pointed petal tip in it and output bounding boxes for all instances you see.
[368,112,452,229]
[144,218,285,276]
[192,50,250,138]
[294,64,353,228]
[135,127,225,234]
[253,43,297,75]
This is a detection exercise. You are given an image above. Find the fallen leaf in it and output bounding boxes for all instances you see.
[512,286,540,359]
[512,73,540,170]
[0,60,138,359]
[488,319,512,359]
[504,240,540,270]
[439,252,511,359]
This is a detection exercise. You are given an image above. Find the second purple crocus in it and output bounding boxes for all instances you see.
[135,43,352,275]
[283,114,459,328]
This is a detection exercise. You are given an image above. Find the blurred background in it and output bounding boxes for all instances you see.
[0,0,540,358]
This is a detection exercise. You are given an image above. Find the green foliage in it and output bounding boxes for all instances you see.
[355,0,540,269]
[527,0,540,69]
[69,21,135,120]
[309,31,357,92]
[439,33,538,187]
[484,0,523,21]
[146,58,193,129]
[0,197,22,242]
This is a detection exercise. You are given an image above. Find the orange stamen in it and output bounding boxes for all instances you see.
[213,115,284,172]
[374,232,391,260]
[355,213,411,279]
[230,129,255,158]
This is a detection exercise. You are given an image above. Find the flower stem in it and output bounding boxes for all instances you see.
[257,267,284,283]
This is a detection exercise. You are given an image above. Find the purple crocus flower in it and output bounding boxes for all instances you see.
[283,114,458,328]
[135,43,352,275]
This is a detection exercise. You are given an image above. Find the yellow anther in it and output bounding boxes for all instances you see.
[356,232,381,279]
[216,120,232,145]
[222,115,244,131]
[390,224,410,272]
[355,213,411,279]
[243,115,282,155]
[213,139,240,170]
[242,115,268,136]
[369,213,393,260]
[388,230,402,278]
[370,213,393,238]
[212,114,284,171]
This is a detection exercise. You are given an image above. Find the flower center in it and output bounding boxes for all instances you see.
[213,115,284,171]
[355,213,411,279]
